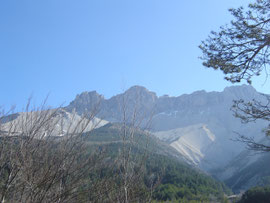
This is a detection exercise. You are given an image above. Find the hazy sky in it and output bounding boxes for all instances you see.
[0,0,268,110]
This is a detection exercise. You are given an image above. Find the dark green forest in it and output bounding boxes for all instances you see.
[81,124,231,202]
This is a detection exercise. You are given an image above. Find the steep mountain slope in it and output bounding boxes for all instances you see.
[0,108,108,136]
[66,85,268,172]
[213,137,270,192]
[154,122,267,171]
[151,85,264,131]
[84,123,186,161]
[155,124,216,167]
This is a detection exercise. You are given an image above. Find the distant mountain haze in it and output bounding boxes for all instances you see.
[215,137,270,192]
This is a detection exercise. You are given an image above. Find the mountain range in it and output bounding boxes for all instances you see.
[2,84,269,193]
[66,85,266,166]
[65,84,270,192]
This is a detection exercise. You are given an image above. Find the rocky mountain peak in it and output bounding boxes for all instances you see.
[223,84,257,98]
[123,85,158,101]
[74,91,104,101]
[66,91,104,115]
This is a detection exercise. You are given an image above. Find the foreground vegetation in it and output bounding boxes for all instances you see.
[0,106,230,202]
[83,124,231,202]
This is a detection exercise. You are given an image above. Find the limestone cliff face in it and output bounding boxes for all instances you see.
[66,84,260,125]
[66,91,105,115]
[66,85,158,122]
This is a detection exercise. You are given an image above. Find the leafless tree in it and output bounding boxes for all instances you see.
[91,87,157,203]
[115,87,154,203]
[0,94,157,203]
[0,99,105,203]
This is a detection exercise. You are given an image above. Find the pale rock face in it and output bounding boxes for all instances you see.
[170,125,215,165]
[1,109,108,137]
[155,124,223,169]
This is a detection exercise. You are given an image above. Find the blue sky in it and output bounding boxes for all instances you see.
[0,0,267,110]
